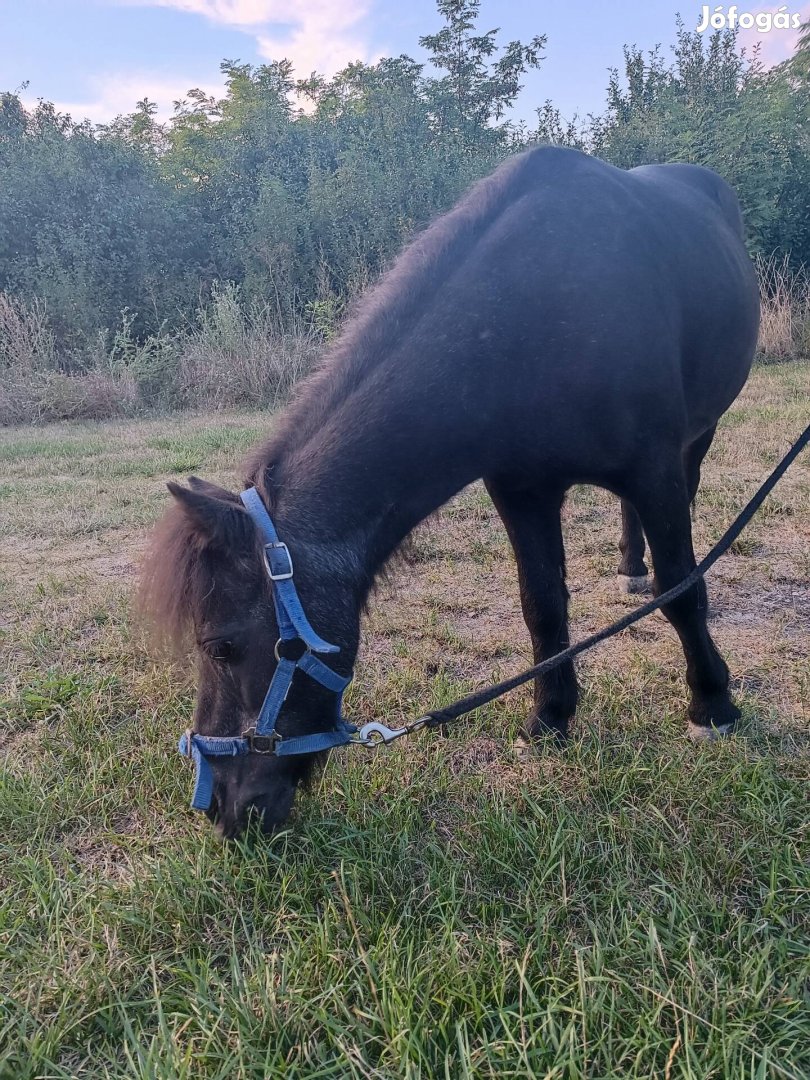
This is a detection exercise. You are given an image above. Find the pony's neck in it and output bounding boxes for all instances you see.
[251,380,482,660]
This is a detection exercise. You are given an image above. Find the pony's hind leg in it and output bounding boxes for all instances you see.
[617,498,652,594]
[684,424,717,504]
[485,480,577,742]
[627,457,739,740]
[614,426,716,596]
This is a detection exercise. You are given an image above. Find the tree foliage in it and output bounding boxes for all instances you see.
[0,93,203,351]
[1,2,808,358]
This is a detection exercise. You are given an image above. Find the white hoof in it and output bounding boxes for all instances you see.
[687,721,735,742]
[512,735,533,760]
[617,574,651,596]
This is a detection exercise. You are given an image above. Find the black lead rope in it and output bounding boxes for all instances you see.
[420,422,810,731]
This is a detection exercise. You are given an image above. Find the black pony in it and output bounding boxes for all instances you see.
[142,147,760,838]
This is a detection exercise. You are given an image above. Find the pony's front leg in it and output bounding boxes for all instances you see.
[486,480,578,742]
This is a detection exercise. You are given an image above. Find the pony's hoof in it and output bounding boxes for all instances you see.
[512,735,534,759]
[513,729,567,759]
[688,694,740,739]
[687,720,735,742]
[524,713,569,746]
[617,573,652,596]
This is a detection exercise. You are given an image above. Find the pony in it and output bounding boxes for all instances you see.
[141,147,759,838]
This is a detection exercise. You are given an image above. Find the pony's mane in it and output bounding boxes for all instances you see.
[142,147,556,642]
[245,146,548,484]
[138,504,204,650]
[138,500,262,651]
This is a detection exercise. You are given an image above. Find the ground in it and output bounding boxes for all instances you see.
[0,362,808,1079]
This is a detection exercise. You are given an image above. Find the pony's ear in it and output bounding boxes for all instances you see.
[186,475,240,502]
[167,480,254,550]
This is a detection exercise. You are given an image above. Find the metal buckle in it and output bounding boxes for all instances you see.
[242,726,281,754]
[263,541,294,581]
[183,728,194,756]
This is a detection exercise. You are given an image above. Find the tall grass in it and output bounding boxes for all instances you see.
[178,284,320,409]
[0,293,138,425]
[755,254,810,362]
[0,285,322,425]
[1,258,808,425]
[0,291,55,373]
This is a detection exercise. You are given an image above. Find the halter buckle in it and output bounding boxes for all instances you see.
[263,541,294,581]
[243,726,282,754]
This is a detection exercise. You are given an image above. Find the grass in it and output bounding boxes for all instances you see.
[755,255,810,363]
[1,364,809,1078]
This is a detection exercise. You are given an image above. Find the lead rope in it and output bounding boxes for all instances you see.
[387,422,809,735]
[177,421,809,794]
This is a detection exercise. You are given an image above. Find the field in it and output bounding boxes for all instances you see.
[1,362,808,1078]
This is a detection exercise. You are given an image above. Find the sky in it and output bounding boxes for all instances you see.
[1,0,807,126]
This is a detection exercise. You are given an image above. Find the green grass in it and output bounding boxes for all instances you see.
[1,367,809,1078]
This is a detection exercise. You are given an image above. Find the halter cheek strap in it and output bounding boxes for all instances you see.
[241,486,339,654]
[177,486,356,812]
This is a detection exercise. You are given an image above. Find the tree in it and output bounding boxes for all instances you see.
[0,97,204,350]
[419,0,545,150]
[2,2,808,367]
[788,19,810,80]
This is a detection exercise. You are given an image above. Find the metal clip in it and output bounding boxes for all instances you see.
[354,721,408,747]
[353,715,432,748]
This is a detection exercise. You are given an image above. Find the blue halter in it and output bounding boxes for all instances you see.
[178,486,356,811]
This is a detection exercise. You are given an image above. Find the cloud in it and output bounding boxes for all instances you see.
[736,3,810,68]
[23,71,226,125]
[24,0,380,125]
[128,0,379,77]
[131,1,315,26]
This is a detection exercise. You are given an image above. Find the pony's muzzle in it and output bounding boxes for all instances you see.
[207,777,297,840]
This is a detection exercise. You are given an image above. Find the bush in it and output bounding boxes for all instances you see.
[36,369,139,422]
[0,291,55,372]
[5,249,810,427]
[106,311,181,409]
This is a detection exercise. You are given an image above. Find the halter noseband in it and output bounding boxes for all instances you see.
[178,486,355,811]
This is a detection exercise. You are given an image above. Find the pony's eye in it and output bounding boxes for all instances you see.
[207,640,234,662]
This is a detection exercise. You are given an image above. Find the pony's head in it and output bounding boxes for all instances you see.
[140,477,341,838]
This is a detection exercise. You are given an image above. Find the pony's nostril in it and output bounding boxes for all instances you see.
[238,788,295,834]
[244,801,270,833]
[207,794,269,840]
[213,802,249,841]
